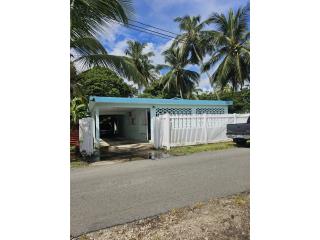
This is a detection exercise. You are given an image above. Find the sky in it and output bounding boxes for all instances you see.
[99,0,249,91]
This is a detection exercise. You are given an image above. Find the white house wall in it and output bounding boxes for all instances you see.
[123,109,148,141]
[91,102,229,145]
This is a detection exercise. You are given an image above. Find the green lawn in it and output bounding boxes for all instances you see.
[167,141,236,156]
[70,160,89,168]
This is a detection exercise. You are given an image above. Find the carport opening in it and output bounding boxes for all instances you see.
[98,108,150,147]
[99,115,124,139]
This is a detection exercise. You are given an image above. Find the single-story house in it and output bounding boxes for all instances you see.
[88,96,232,147]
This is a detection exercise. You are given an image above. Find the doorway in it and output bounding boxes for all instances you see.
[147,110,151,141]
[99,115,124,138]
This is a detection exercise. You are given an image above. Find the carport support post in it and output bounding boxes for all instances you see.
[95,107,100,148]
[150,107,156,144]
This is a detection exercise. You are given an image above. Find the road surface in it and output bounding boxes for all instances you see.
[71,148,250,237]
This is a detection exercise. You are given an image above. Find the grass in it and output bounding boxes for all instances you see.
[234,194,248,206]
[70,160,89,168]
[167,141,236,156]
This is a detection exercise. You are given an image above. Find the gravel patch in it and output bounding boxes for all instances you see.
[76,192,249,240]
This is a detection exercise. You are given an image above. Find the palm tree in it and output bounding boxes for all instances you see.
[70,0,145,85]
[173,15,220,99]
[160,47,200,99]
[70,61,86,99]
[202,6,250,91]
[173,15,207,64]
[124,40,158,88]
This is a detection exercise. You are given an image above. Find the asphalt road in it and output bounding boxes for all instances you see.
[71,148,250,237]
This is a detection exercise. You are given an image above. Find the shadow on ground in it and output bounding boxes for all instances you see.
[71,138,250,165]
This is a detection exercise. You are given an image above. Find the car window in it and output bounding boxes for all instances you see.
[247,117,250,124]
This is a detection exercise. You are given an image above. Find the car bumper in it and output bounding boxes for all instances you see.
[227,134,250,140]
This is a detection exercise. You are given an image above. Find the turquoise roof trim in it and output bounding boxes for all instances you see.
[89,96,232,106]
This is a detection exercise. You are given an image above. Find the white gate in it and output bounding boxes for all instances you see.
[154,113,249,149]
[79,117,95,155]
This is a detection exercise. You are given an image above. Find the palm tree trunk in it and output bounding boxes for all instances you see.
[180,88,183,99]
[192,44,220,100]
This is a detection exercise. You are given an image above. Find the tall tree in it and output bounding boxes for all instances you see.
[125,40,158,88]
[173,15,207,64]
[160,48,199,99]
[173,15,220,99]
[70,0,145,85]
[202,5,250,91]
[139,79,180,99]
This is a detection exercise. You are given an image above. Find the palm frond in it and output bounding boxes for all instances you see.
[74,54,146,86]
[204,6,250,91]
[71,0,133,39]
[71,36,107,56]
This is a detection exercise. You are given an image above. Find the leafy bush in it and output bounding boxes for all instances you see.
[197,89,250,113]
[78,67,138,99]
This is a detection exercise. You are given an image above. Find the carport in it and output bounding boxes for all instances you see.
[90,104,150,147]
[88,96,232,148]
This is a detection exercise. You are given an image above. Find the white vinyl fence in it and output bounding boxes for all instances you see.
[79,117,95,155]
[154,113,249,149]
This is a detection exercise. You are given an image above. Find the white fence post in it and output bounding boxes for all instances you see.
[165,113,171,150]
[79,117,95,156]
[165,113,170,150]
[152,113,249,149]
[203,114,208,143]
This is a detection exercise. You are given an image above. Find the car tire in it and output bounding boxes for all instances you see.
[233,138,247,146]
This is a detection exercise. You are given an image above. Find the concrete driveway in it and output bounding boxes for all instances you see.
[71,148,250,237]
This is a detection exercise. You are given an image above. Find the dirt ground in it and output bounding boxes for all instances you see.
[77,192,249,240]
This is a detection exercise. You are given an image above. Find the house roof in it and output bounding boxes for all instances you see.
[89,96,233,106]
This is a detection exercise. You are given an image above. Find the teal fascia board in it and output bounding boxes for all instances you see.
[89,96,233,106]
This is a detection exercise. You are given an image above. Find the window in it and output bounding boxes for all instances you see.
[155,108,192,116]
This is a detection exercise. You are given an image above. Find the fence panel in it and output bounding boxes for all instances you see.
[154,113,249,149]
[79,117,95,155]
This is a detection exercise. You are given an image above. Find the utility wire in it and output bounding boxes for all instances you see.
[126,23,177,39]
[126,25,176,41]
[128,19,179,36]
[112,20,176,41]
[111,20,186,43]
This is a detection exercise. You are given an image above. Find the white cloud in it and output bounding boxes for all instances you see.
[96,22,122,46]
[109,38,173,65]
[198,74,213,91]
[109,39,129,56]
[144,39,173,65]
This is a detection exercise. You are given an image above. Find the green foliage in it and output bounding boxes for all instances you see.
[139,79,179,99]
[70,62,86,99]
[173,15,220,99]
[70,0,146,85]
[160,47,200,99]
[202,5,250,90]
[125,40,159,88]
[168,142,235,156]
[173,15,208,65]
[197,88,250,113]
[70,0,133,41]
[70,97,88,129]
[78,67,137,98]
